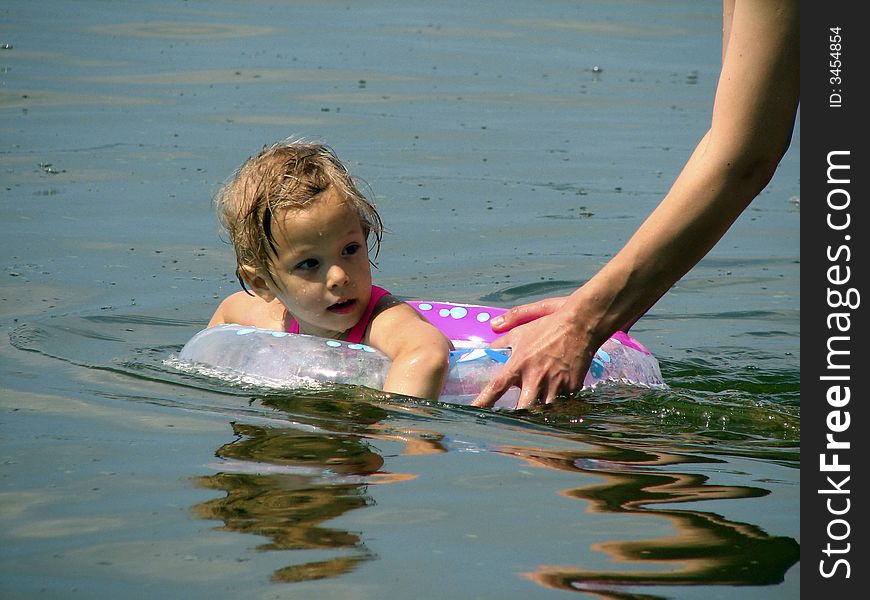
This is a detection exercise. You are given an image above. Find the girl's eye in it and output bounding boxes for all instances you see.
[343,243,362,256]
[294,258,319,271]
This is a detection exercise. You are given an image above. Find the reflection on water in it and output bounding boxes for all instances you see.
[498,440,798,597]
[10,313,799,596]
[189,395,448,583]
[192,422,380,582]
[186,389,798,595]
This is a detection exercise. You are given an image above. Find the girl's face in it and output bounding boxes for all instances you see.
[259,187,373,338]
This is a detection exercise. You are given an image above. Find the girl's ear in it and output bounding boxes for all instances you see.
[239,265,277,302]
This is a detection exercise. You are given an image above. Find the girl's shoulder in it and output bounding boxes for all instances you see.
[208,291,285,329]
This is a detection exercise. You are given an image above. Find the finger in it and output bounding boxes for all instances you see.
[544,379,568,404]
[472,371,517,408]
[545,368,585,404]
[489,300,551,332]
[488,333,510,349]
[516,383,544,410]
[489,297,566,333]
[543,386,558,405]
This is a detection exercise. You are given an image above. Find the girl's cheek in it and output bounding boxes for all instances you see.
[293,283,321,303]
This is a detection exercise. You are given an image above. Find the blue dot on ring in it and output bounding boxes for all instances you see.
[449,306,468,319]
[418,303,433,311]
[591,358,605,378]
[326,340,342,347]
[439,308,450,318]
[476,312,490,323]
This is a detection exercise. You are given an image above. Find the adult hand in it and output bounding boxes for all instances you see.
[473,297,598,410]
[488,296,567,334]
[474,0,799,411]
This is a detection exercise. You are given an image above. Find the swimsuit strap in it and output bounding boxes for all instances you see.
[285,285,390,344]
[345,284,390,343]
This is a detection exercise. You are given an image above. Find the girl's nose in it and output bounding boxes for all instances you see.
[326,264,349,289]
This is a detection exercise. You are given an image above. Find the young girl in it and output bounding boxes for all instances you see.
[208,140,452,400]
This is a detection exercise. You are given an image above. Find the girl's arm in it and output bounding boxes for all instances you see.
[474,0,799,409]
[367,298,452,400]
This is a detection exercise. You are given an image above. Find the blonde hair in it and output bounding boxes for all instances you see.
[214,140,383,290]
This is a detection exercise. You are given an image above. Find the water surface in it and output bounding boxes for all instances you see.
[2,1,798,598]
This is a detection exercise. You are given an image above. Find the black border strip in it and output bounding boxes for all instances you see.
[801,1,867,595]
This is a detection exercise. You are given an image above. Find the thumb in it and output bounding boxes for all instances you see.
[490,296,567,333]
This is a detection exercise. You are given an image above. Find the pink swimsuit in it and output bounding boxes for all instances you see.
[285,285,390,343]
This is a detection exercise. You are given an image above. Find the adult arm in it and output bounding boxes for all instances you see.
[474,0,799,409]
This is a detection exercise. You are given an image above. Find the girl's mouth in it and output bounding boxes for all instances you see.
[327,298,358,314]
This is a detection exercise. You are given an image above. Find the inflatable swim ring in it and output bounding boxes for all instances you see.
[175,301,664,408]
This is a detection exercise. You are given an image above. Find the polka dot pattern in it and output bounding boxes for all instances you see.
[408,300,507,345]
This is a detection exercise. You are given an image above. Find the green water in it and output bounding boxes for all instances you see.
[2,1,798,598]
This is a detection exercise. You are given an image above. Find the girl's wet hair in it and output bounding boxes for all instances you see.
[214,139,383,291]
